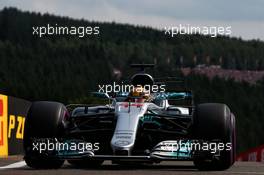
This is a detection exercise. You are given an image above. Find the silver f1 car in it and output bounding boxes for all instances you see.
[23,64,236,170]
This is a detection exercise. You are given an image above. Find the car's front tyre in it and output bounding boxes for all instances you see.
[23,101,68,169]
[193,103,236,170]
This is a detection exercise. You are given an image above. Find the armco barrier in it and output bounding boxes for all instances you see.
[0,94,31,157]
[236,145,264,162]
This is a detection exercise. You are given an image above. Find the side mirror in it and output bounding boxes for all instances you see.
[91,92,110,99]
[167,92,192,100]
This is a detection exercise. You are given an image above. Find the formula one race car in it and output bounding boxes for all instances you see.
[23,64,236,170]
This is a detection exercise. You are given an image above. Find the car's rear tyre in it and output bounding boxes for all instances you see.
[193,103,236,170]
[23,101,68,169]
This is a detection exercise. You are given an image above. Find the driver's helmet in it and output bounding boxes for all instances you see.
[130,85,150,102]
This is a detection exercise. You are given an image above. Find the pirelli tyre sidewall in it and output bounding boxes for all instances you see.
[193,103,236,170]
[23,101,68,169]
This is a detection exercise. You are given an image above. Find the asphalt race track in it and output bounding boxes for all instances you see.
[0,156,264,175]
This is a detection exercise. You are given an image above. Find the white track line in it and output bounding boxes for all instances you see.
[0,161,26,169]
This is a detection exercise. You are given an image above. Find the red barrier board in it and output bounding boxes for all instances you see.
[237,145,264,162]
